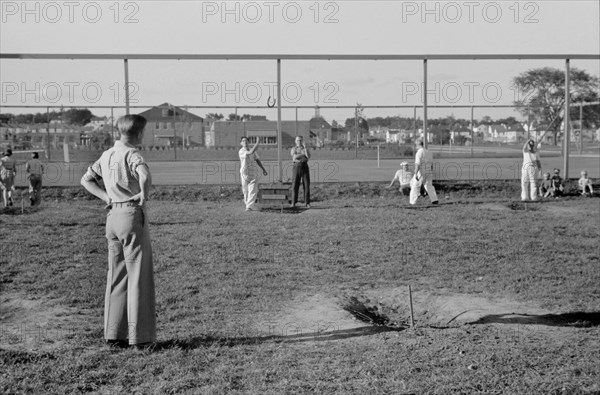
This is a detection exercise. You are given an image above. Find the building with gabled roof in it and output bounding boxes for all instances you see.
[138,103,204,147]
[485,123,526,143]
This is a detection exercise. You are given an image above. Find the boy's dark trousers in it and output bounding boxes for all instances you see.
[291,162,310,206]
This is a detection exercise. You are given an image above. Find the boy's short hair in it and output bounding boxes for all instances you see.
[116,114,147,138]
[543,172,550,178]
[553,168,560,173]
[240,136,248,142]
[400,161,408,167]
[3,148,12,156]
[32,152,39,159]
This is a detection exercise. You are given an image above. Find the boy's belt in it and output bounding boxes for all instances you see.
[112,201,139,208]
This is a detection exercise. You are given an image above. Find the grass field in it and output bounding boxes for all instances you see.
[1,183,599,394]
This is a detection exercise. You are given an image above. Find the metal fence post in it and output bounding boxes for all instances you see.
[563,59,570,178]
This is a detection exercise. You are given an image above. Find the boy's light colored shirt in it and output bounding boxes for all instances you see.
[415,148,434,175]
[239,148,260,178]
[579,177,592,188]
[0,156,16,171]
[26,159,44,175]
[393,169,413,186]
[291,146,310,162]
[83,140,148,203]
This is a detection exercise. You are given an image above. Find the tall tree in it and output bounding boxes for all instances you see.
[205,113,224,121]
[62,108,94,126]
[512,67,599,145]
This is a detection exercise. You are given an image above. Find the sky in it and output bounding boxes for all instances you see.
[1,0,599,123]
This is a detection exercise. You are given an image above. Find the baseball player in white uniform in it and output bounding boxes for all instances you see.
[521,139,541,201]
[410,139,438,205]
[239,136,268,211]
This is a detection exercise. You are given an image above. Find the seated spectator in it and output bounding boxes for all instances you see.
[578,170,594,197]
[539,172,555,198]
[387,161,413,196]
[550,168,564,197]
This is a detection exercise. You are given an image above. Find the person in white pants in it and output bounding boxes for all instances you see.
[521,139,541,201]
[239,136,268,211]
[410,139,438,205]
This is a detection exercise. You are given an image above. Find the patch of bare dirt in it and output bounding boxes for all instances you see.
[0,293,91,352]
[252,294,383,342]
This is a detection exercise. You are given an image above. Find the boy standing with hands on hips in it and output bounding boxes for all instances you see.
[81,114,156,349]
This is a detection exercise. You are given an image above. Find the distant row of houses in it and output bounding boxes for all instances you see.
[0,104,343,150]
[2,104,598,150]
[0,114,113,150]
[370,122,592,145]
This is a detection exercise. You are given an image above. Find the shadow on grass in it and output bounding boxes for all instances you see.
[402,204,445,210]
[259,207,306,214]
[152,325,403,351]
[0,348,57,364]
[151,221,202,226]
[0,206,38,216]
[470,312,600,328]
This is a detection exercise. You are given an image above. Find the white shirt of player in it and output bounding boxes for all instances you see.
[415,147,434,175]
[393,169,413,186]
[239,148,260,179]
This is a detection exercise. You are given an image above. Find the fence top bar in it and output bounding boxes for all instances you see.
[1,53,599,61]
[0,104,559,109]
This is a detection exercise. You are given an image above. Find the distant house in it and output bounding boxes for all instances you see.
[450,127,472,145]
[310,116,333,147]
[504,124,526,143]
[1,121,84,149]
[486,124,507,142]
[429,126,451,144]
[385,129,399,143]
[368,126,388,141]
[138,103,204,147]
[484,123,526,143]
[89,116,113,131]
[329,127,348,143]
[474,124,488,139]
